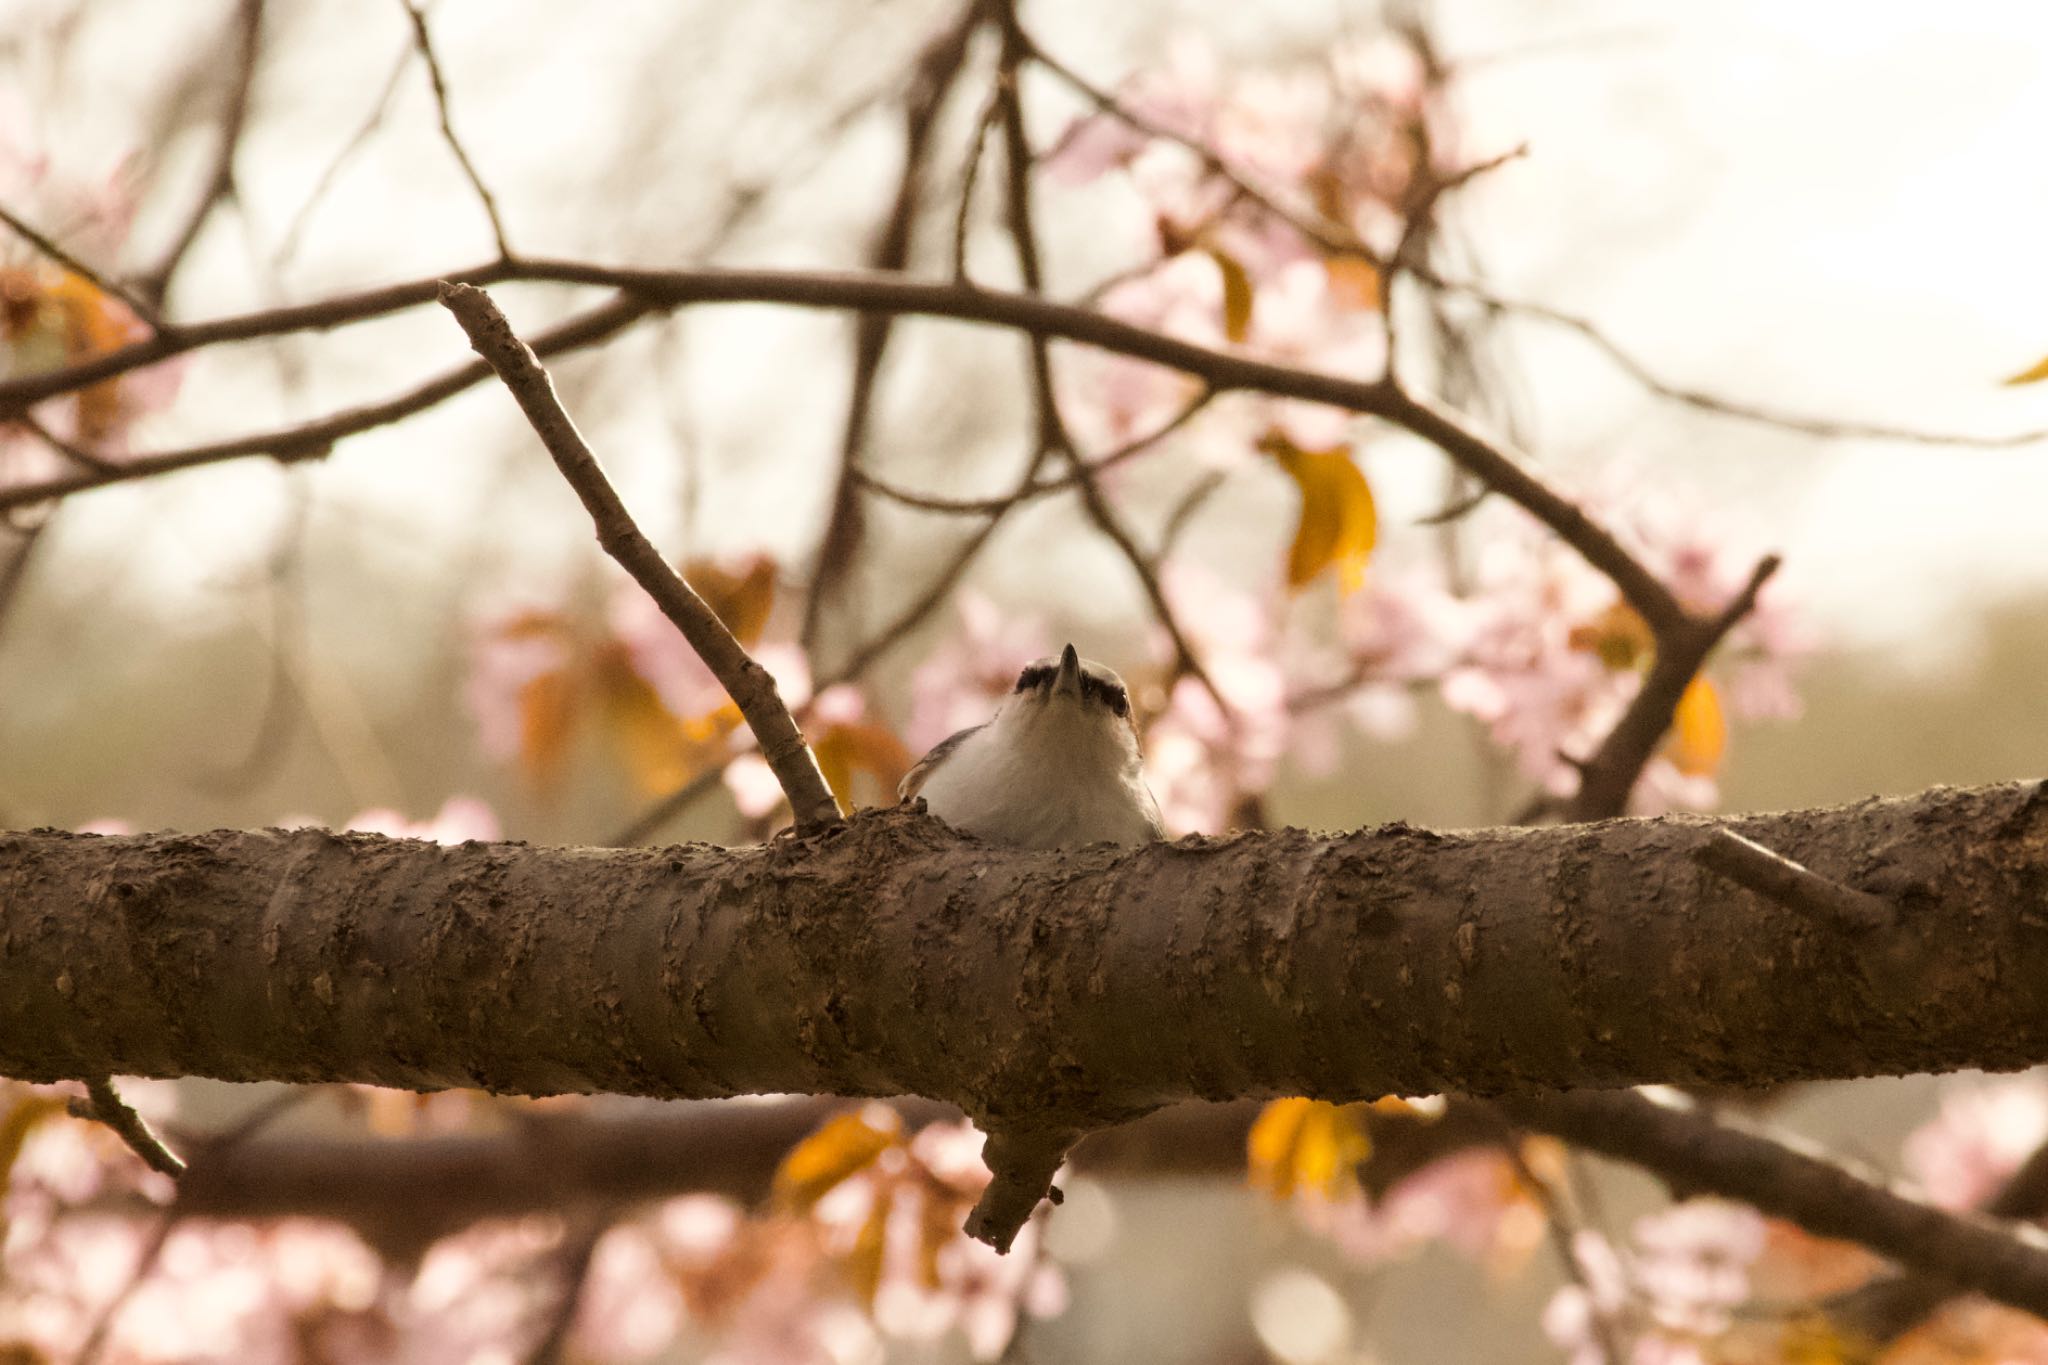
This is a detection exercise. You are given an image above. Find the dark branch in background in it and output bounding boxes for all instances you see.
[989,2,1224,713]
[132,0,263,310]
[0,202,162,328]
[0,290,648,512]
[439,281,840,833]
[1502,1087,2048,1324]
[1561,554,1780,821]
[1829,1133,2048,1343]
[801,4,978,658]
[397,0,514,262]
[151,1079,2048,1330]
[71,1078,186,1178]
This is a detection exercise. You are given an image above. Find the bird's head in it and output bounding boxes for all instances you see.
[991,643,1141,767]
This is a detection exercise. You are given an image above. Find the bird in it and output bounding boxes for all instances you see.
[900,643,1166,849]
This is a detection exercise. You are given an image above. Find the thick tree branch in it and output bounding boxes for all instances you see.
[439,281,840,834]
[6,780,2048,1241]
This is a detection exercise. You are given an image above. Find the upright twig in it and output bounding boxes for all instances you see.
[133,0,264,310]
[802,4,980,658]
[398,0,514,261]
[438,281,839,833]
[987,4,1226,711]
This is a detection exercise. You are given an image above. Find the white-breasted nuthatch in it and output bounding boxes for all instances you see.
[900,643,1166,849]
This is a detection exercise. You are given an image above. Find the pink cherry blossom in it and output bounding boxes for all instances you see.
[1903,1075,2048,1211]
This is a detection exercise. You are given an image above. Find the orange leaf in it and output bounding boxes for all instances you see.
[1325,254,1383,311]
[811,721,914,812]
[1261,432,1377,593]
[686,556,776,647]
[1247,1097,1372,1201]
[1207,248,1255,343]
[1669,674,1727,777]
[592,644,709,796]
[516,667,581,792]
[2003,352,2048,386]
[772,1110,900,1214]
[916,1186,963,1290]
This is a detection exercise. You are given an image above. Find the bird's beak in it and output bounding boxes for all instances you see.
[1053,643,1083,696]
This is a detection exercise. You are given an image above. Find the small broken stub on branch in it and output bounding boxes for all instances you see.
[965,1121,1081,1252]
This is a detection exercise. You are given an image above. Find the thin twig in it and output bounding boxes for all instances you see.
[609,440,1059,847]
[272,31,414,271]
[0,202,161,328]
[398,0,514,261]
[132,0,264,309]
[801,3,980,657]
[1695,828,1892,929]
[1,291,648,513]
[1499,1133,1625,1365]
[439,281,840,833]
[524,1216,609,1365]
[1502,1086,2048,1326]
[1017,31,1372,264]
[71,1078,185,1177]
[989,7,1227,714]
[1433,275,2048,450]
[854,386,1213,515]
[952,83,1004,282]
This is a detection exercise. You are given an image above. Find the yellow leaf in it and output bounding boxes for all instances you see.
[1568,601,1653,672]
[2003,352,2048,386]
[1247,1097,1372,1201]
[773,1110,900,1214]
[1261,432,1377,593]
[0,1092,70,1213]
[1325,254,1383,311]
[844,1187,892,1310]
[1776,1314,1875,1365]
[1207,248,1255,343]
[592,643,706,796]
[811,721,914,812]
[686,556,777,647]
[1669,674,1727,777]
[517,666,581,792]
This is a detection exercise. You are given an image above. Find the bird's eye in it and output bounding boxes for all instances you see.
[1013,664,1053,693]
[1106,685,1129,717]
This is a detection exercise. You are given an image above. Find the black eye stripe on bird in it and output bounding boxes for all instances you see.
[904,642,1164,849]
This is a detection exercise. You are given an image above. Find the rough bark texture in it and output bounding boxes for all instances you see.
[5,781,2048,1131]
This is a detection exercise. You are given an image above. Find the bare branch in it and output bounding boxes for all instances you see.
[1504,1086,2048,1325]
[70,1077,186,1177]
[802,3,980,657]
[132,0,264,308]
[1563,554,1780,821]
[1,290,648,513]
[438,281,840,834]
[397,0,514,261]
